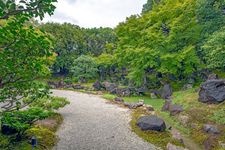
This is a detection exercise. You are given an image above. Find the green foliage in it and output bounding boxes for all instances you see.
[40,23,86,74]
[70,55,98,82]
[0,0,56,112]
[0,0,57,20]
[142,0,160,14]
[30,96,70,111]
[112,0,225,87]
[202,27,225,69]
[40,24,117,75]
[1,108,51,134]
[84,27,117,56]
[210,109,225,125]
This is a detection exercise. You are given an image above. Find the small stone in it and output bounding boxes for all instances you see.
[114,97,124,103]
[162,100,172,111]
[171,129,184,144]
[166,143,188,150]
[169,104,183,116]
[203,124,220,134]
[144,104,155,111]
[177,115,189,126]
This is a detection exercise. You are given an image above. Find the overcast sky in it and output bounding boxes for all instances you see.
[42,0,147,28]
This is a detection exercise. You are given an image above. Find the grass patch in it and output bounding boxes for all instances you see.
[102,93,117,100]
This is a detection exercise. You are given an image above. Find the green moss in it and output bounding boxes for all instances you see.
[26,127,57,149]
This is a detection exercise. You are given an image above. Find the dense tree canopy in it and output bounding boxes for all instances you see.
[113,0,225,86]
[0,0,56,112]
[40,23,117,75]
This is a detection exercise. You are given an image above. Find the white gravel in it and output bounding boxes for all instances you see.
[52,90,158,150]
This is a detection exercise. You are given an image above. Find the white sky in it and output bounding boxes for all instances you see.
[42,0,147,28]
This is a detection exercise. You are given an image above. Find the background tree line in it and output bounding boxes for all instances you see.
[39,0,225,90]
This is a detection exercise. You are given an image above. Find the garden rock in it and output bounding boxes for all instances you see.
[199,79,225,103]
[116,88,131,97]
[207,73,218,80]
[162,100,172,111]
[144,104,154,111]
[171,129,184,144]
[182,84,193,90]
[72,84,84,90]
[135,87,147,95]
[203,124,220,134]
[203,135,217,150]
[102,82,117,94]
[166,143,188,150]
[93,81,102,90]
[124,100,144,109]
[161,84,173,99]
[1,124,17,135]
[114,97,124,103]
[137,115,166,132]
[169,104,183,116]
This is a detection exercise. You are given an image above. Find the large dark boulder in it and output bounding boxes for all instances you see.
[161,84,173,99]
[137,115,166,132]
[199,79,225,103]
[102,82,118,94]
[1,124,17,135]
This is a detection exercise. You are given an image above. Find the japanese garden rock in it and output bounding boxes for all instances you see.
[114,97,124,103]
[135,87,147,95]
[137,115,166,132]
[93,81,102,90]
[72,84,84,90]
[162,100,172,111]
[166,143,188,150]
[144,104,155,111]
[203,135,217,150]
[207,73,218,80]
[124,100,144,109]
[1,124,17,135]
[116,88,131,97]
[199,79,225,103]
[160,84,173,99]
[169,104,183,116]
[102,81,118,94]
[182,84,193,90]
[203,124,219,134]
[171,129,184,144]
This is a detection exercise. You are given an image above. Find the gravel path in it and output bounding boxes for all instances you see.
[52,90,158,150]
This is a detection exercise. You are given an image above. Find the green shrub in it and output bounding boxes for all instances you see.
[30,96,70,111]
[1,108,51,138]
